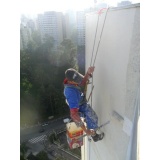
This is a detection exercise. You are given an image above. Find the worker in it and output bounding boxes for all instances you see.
[63,66,104,142]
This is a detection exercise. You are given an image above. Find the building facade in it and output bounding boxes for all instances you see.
[20,16,37,50]
[82,3,140,160]
[76,11,85,46]
[118,0,132,7]
[37,11,63,49]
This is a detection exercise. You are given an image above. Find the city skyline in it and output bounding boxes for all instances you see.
[20,0,140,17]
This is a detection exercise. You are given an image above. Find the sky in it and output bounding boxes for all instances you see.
[20,0,140,16]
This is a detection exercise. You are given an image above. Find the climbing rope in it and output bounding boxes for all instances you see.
[90,7,110,67]
[88,8,110,107]
[90,9,101,67]
[91,140,102,160]
[83,8,110,160]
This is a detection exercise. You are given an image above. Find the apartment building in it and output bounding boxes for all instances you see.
[63,10,77,44]
[76,11,85,46]
[82,4,140,160]
[118,0,132,7]
[20,16,37,50]
[37,11,63,49]
[20,24,30,50]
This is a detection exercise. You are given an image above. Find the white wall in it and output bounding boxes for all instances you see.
[82,4,140,160]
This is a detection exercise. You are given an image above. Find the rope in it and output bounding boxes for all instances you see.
[90,11,100,67]
[90,76,94,107]
[90,8,110,160]
[88,138,90,160]
[87,85,94,102]
[92,7,109,67]
[87,5,109,158]
[91,140,102,160]
[89,10,100,106]
[89,8,109,107]
[87,8,110,160]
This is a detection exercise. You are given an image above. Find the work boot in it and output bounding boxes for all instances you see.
[91,131,104,142]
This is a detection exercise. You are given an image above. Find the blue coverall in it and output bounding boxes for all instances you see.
[64,84,98,130]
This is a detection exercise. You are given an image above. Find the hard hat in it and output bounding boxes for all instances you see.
[65,68,84,84]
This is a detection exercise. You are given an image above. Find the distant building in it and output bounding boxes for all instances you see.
[118,0,132,7]
[27,19,37,34]
[37,11,63,49]
[20,16,37,50]
[63,10,77,44]
[94,2,108,10]
[76,11,85,46]
[20,23,31,50]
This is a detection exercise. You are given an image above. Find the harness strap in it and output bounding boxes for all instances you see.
[64,84,87,105]
[64,84,81,90]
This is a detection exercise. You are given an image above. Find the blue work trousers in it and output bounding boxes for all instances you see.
[79,103,98,130]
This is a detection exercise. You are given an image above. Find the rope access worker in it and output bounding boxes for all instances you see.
[63,66,104,142]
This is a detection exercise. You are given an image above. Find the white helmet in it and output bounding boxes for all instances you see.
[65,68,84,84]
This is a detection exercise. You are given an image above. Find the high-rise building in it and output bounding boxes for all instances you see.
[76,11,85,46]
[63,10,77,44]
[20,15,37,50]
[20,23,30,50]
[37,11,63,49]
[83,4,140,160]
[94,1,108,10]
[118,0,132,7]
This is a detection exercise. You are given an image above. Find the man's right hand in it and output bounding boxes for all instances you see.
[87,66,95,75]
[86,129,96,136]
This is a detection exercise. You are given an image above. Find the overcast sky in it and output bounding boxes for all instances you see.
[20,0,140,16]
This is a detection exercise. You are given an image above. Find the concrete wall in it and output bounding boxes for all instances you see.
[82,4,140,160]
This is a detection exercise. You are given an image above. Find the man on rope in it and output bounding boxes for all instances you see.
[63,66,104,142]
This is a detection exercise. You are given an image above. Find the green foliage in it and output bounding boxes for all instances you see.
[20,142,30,158]
[55,157,66,160]
[69,147,81,157]
[49,132,61,144]
[36,151,49,160]
[55,39,78,69]
[20,33,77,126]
[32,31,42,47]
[20,155,26,160]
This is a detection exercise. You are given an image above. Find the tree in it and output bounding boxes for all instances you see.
[20,142,30,159]
[31,31,42,48]
[27,152,38,160]
[20,155,26,160]
[20,50,33,97]
[36,151,49,160]
[20,36,77,126]
[59,39,78,68]
[55,157,66,160]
